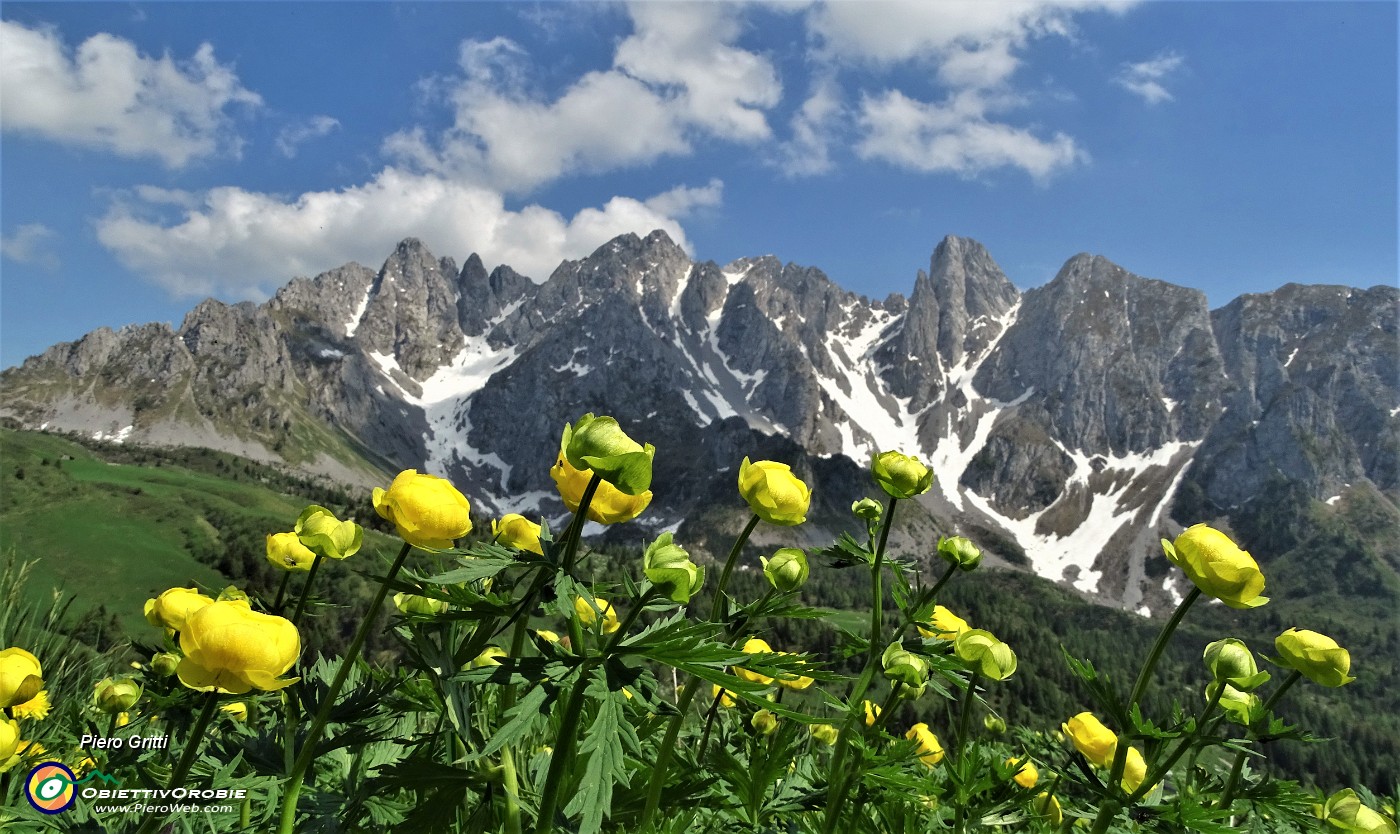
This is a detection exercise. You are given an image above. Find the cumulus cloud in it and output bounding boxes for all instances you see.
[0,20,260,167]
[382,2,780,193]
[95,168,722,296]
[1115,51,1185,104]
[0,223,60,270]
[776,75,844,176]
[275,115,340,157]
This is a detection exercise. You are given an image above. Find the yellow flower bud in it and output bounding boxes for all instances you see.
[1321,789,1398,833]
[643,533,705,604]
[917,604,971,641]
[1005,757,1039,788]
[954,629,1016,681]
[492,514,545,555]
[938,535,982,571]
[1121,745,1147,793]
[738,458,811,526]
[735,637,775,685]
[881,643,930,688]
[143,588,214,633]
[93,677,142,714]
[711,685,737,709]
[775,652,815,691]
[761,548,809,593]
[0,719,19,775]
[1062,712,1116,768]
[563,414,655,496]
[175,600,301,695]
[850,497,883,521]
[372,469,473,549]
[905,723,944,766]
[871,450,933,499]
[151,652,181,678]
[751,709,779,736]
[1204,638,1270,691]
[1162,524,1268,609]
[295,505,362,560]
[810,723,839,745]
[470,646,507,668]
[863,699,882,727]
[535,629,561,644]
[393,592,448,616]
[551,454,652,524]
[0,647,43,710]
[1033,793,1064,826]
[1206,681,1259,726]
[1275,628,1356,687]
[220,702,249,722]
[266,532,317,572]
[574,596,620,634]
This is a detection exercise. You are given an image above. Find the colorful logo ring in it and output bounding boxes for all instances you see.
[26,762,77,814]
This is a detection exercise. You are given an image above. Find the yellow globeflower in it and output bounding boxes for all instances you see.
[1062,712,1117,768]
[735,638,775,685]
[373,469,473,549]
[574,596,620,634]
[905,723,945,767]
[562,414,655,496]
[176,600,301,695]
[1032,793,1064,826]
[1121,746,1147,793]
[1275,628,1356,687]
[0,647,43,709]
[551,454,652,524]
[738,458,811,526]
[266,532,317,572]
[93,678,142,714]
[751,709,779,736]
[1162,524,1268,609]
[1007,757,1039,789]
[810,723,839,745]
[492,514,545,555]
[144,587,214,632]
[776,653,815,690]
[12,688,50,721]
[917,605,971,641]
[0,719,20,774]
[711,685,738,709]
[863,699,882,727]
[220,702,249,722]
[871,450,933,499]
[393,592,448,616]
[294,505,362,560]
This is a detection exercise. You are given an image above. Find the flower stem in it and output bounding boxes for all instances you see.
[133,691,220,834]
[1218,670,1302,811]
[952,675,978,764]
[275,541,412,834]
[1130,678,1226,802]
[290,553,326,627]
[639,512,761,831]
[271,571,292,614]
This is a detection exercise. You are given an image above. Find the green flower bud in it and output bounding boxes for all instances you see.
[393,592,448,616]
[1206,681,1259,726]
[1320,789,1398,834]
[954,629,1017,681]
[470,646,507,669]
[563,414,655,496]
[150,652,181,678]
[751,709,779,736]
[1203,638,1270,691]
[881,643,930,688]
[1275,628,1356,687]
[871,450,934,499]
[216,586,250,603]
[643,532,705,604]
[93,677,142,714]
[984,714,1008,735]
[938,536,982,571]
[810,723,839,745]
[1033,793,1064,827]
[295,505,363,560]
[850,498,883,521]
[761,548,809,592]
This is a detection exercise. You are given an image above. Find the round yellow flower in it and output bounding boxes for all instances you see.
[176,600,301,695]
[1163,524,1268,609]
[1062,712,1117,768]
[735,637,775,685]
[871,450,933,499]
[1007,757,1039,789]
[905,723,945,767]
[1033,793,1063,826]
[751,709,779,736]
[551,453,652,524]
[0,647,42,709]
[373,469,473,549]
[738,458,811,526]
[1275,628,1356,687]
[863,699,882,727]
[0,719,19,774]
[574,596,620,634]
[12,688,49,721]
[266,532,317,571]
[917,604,971,641]
[1121,745,1147,793]
[712,685,738,709]
[492,514,545,555]
[810,723,839,745]
[220,702,249,722]
[143,587,214,632]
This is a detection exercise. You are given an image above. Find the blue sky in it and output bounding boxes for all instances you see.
[1,1,1395,368]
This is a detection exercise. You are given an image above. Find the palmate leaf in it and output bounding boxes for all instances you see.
[563,670,640,834]
[821,531,876,567]
[477,682,553,759]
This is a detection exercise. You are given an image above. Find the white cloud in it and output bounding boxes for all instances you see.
[382,3,780,193]
[1115,52,1185,104]
[276,115,340,157]
[856,89,1085,181]
[95,168,721,296]
[0,20,260,167]
[0,223,60,270]
[776,74,844,176]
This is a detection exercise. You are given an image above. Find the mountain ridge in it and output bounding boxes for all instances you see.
[4,231,1395,615]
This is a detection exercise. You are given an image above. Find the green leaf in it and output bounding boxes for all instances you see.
[478,683,553,759]
[563,671,639,834]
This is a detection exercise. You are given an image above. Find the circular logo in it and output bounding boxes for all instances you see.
[26,762,77,814]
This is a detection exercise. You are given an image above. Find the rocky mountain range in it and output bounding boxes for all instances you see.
[3,231,1395,615]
